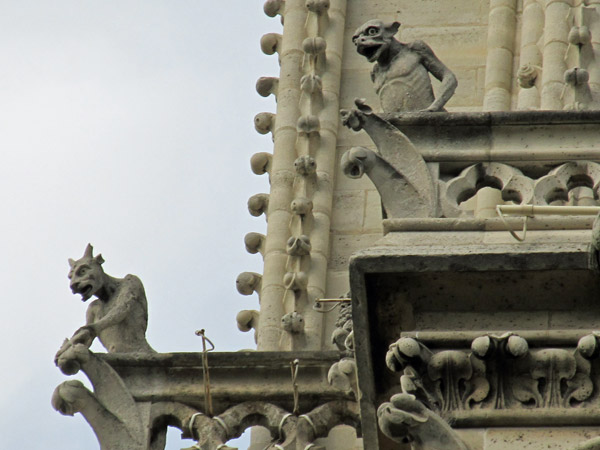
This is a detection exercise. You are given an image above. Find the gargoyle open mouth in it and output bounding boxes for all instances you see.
[78,284,94,301]
[357,43,382,62]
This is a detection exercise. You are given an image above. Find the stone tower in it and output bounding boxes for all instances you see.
[53,1,600,449]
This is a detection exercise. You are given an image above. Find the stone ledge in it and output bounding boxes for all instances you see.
[383,216,594,234]
[99,351,348,415]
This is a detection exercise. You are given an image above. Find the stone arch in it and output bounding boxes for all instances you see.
[442,163,534,217]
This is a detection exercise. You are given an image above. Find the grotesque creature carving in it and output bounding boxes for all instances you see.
[352,20,457,113]
[56,244,154,357]
[378,393,470,450]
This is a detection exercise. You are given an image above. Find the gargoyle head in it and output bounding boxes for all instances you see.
[352,20,400,63]
[377,393,428,444]
[68,244,106,302]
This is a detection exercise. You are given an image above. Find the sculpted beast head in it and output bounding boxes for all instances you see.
[68,244,106,302]
[352,19,400,63]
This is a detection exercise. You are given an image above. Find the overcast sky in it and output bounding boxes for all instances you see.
[0,2,280,448]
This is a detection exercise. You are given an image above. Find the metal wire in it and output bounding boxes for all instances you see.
[195,329,215,417]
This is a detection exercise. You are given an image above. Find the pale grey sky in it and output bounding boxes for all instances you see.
[0,2,280,448]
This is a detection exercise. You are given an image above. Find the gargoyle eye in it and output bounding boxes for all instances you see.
[367,27,378,36]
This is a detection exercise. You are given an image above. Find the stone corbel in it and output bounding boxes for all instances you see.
[340,99,437,218]
[377,393,469,450]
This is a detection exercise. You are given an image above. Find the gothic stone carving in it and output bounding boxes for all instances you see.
[387,335,594,413]
[352,20,457,113]
[57,244,154,355]
[533,161,600,205]
[442,163,534,218]
[377,393,469,450]
[341,100,437,218]
[52,344,147,450]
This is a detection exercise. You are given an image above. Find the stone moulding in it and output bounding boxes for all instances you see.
[365,110,600,176]
[382,216,595,234]
[54,349,357,449]
[340,107,600,220]
[387,334,595,413]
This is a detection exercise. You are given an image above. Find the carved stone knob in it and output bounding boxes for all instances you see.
[471,335,493,359]
[517,63,538,89]
[281,311,304,333]
[291,197,313,216]
[302,37,327,55]
[578,334,598,359]
[301,74,322,94]
[283,271,308,291]
[396,337,422,359]
[248,193,270,217]
[286,235,312,256]
[294,155,317,176]
[236,310,260,333]
[260,33,282,55]
[256,77,279,98]
[506,335,528,358]
[250,152,273,175]
[305,0,329,14]
[297,115,320,134]
[236,272,262,296]
[244,232,265,255]
[568,26,592,45]
[254,112,275,134]
[564,68,590,86]
[263,0,284,17]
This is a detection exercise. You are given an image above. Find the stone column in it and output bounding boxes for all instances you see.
[257,0,307,351]
[483,0,518,111]
[540,0,573,110]
[302,0,347,351]
[517,0,545,109]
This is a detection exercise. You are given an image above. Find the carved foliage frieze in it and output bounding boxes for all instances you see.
[386,334,595,414]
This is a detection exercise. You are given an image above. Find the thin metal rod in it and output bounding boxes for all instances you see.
[316,298,351,303]
[195,329,215,416]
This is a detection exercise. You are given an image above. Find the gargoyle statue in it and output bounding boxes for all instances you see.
[378,393,470,450]
[352,19,457,113]
[55,244,154,362]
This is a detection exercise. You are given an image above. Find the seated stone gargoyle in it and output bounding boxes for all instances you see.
[352,19,457,113]
[55,244,154,369]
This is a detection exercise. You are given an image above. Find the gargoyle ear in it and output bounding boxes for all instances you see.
[95,254,105,265]
[386,21,400,36]
[68,258,75,268]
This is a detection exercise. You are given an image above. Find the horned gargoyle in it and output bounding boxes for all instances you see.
[55,244,154,366]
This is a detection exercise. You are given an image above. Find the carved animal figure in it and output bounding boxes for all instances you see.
[352,20,457,113]
[377,393,470,450]
[57,244,154,355]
